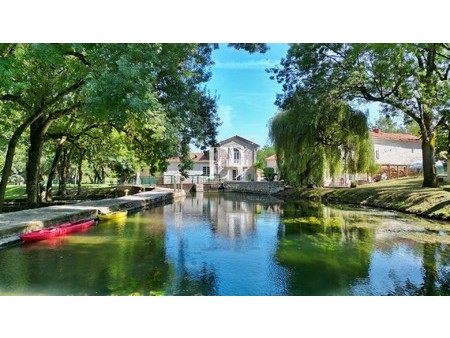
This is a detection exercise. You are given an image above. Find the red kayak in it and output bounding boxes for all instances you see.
[20,219,96,243]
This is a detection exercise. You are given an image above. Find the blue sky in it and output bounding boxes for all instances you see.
[205,44,384,149]
[205,44,290,148]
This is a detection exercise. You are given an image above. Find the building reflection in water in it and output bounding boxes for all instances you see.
[162,192,286,295]
[170,192,269,238]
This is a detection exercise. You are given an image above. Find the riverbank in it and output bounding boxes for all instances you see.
[0,187,185,248]
[2,184,145,213]
[277,176,450,221]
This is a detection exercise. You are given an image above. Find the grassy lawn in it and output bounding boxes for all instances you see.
[285,176,450,220]
[4,183,117,201]
[4,185,26,200]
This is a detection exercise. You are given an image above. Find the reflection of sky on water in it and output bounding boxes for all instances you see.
[163,194,289,295]
[352,245,424,295]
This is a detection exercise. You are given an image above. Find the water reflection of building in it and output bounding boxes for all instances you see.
[167,192,258,238]
[215,194,256,238]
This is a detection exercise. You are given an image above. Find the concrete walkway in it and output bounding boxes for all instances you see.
[0,187,185,248]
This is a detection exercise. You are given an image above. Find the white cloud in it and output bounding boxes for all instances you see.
[218,105,233,130]
[213,59,278,70]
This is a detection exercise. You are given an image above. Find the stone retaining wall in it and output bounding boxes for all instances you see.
[0,188,185,248]
[222,181,285,195]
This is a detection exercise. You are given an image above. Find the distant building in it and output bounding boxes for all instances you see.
[164,152,210,178]
[264,154,279,181]
[265,154,278,172]
[371,128,421,165]
[164,135,259,183]
[370,128,422,180]
[325,128,423,186]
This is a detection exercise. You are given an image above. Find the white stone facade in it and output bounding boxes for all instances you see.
[165,135,259,182]
[371,130,422,166]
[211,136,259,182]
[325,129,422,186]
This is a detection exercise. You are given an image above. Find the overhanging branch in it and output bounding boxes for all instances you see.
[65,51,91,66]
[0,93,32,110]
[43,79,85,109]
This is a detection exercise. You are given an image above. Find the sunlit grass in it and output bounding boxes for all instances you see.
[288,176,450,220]
[5,185,26,199]
[4,183,117,201]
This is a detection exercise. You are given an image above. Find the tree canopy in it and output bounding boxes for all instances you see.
[0,43,222,210]
[269,88,375,186]
[0,42,269,211]
[270,43,450,187]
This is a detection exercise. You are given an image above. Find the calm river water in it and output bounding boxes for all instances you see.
[1,192,450,296]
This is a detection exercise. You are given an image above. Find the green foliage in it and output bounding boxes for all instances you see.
[370,115,409,134]
[227,43,269,54]
[178,140,194,178]
[436,127,449,157]
[270,43,450,188]
[0,43,222,209]
[255,145,275,170]
[263,167,275,181]
[269,88,375,187]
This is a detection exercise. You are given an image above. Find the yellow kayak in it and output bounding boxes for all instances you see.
[98,210,128,221]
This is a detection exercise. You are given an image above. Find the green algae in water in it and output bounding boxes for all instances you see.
[282,216,345,229]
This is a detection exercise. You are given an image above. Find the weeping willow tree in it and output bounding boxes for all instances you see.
[269,90,376,187]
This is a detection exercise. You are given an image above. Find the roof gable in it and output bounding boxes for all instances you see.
[370,130,420,142]
[218,135,260,148]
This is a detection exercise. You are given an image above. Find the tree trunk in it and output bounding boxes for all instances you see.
[57,147,72,197]
[57,150,66,196]
[87,174,94,184]
[45,139,66,202]
[0,113,42,212]
[0,130,24,212]
[101,167,106,184]
[447,155,450,183]
[77,149,86,196]
[422,135,438,188]
[26,116,47,208]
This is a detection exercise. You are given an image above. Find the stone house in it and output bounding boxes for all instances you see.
[265,154,278,172]
[370,128,422,179]
[164,135,259,183]
[325,128,423,186]
[163,152,211,183]
[264,154,279,180]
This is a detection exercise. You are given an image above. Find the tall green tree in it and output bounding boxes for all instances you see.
[0,43,220,211]
[0,43,266,211]
[0,43,89,209]
[269,88,375,186]
[271,43,450,188]
[370,115,409,134]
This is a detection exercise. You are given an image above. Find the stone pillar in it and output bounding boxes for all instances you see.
[209,147,215,179]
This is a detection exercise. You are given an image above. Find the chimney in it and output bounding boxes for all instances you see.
[373,128,381,133]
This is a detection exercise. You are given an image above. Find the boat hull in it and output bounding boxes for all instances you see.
[20,219,95,243]
[20,227,61,242]
[98,210,128,221]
